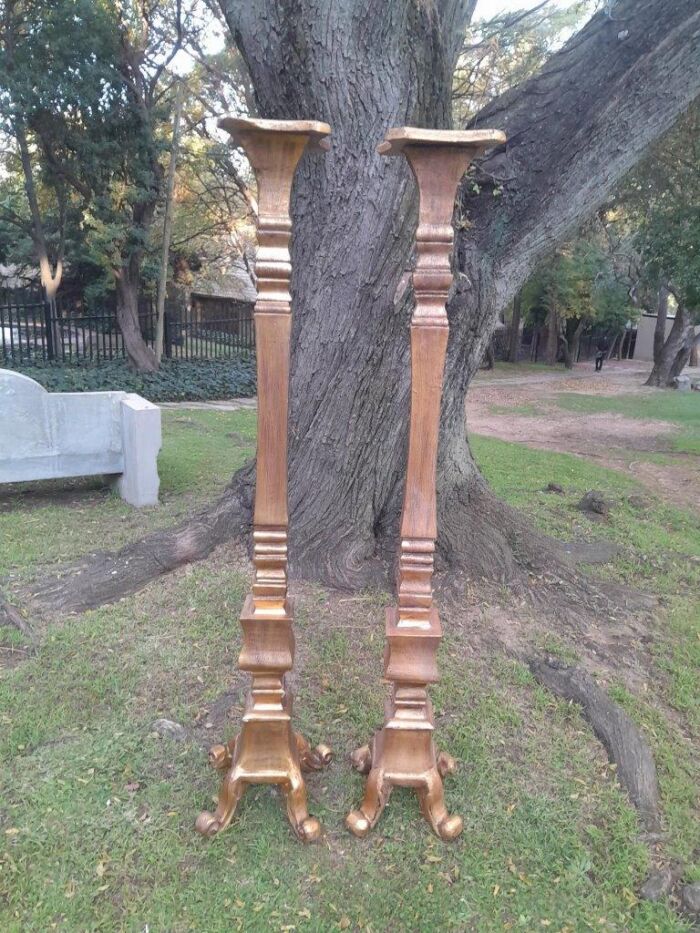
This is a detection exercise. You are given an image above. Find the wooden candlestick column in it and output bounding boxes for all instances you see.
[346,127,506,841]
[196,117,332,843]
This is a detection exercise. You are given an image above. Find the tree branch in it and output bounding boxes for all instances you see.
[463,0,700,309]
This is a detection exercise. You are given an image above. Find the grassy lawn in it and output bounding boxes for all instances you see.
[1,409,697,930]
[473,361,554,380]
[554,391,700,455]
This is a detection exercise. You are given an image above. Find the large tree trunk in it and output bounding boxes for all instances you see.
[652,285,670,364]
[115,265,157,373]
[561,318,584,369]
[506,290,522,363]
[31,0,699,614]
[645,304,695,387]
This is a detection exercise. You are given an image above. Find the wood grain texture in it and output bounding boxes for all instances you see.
[347,128,503,841]
[196,118,332,843]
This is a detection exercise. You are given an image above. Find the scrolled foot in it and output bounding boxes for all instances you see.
[195,767,244,838]
[419,768,463,842]
[298,816,322,842]
[345,769,390,838]
[436,751,457,777]
[284,771,322,843]
[296,733,333,771]
[195,810,222,837]
[435,813,464,841]
[350,744,372,775]
[208,742,233,771]
[345,809,372,838]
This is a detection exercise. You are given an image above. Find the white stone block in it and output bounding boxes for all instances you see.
[0,369,161,507]
[114,394,161,507]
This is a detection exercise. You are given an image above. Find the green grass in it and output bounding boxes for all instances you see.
[554,391,700,455]
[472,433,700,880]
[1,411,697,930]
[473,361,554,380]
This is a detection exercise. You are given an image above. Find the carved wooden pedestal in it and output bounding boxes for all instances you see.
[196,118,333,842]
[346,127,506,841]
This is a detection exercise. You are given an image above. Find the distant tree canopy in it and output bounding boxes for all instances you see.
[629,105,700,315]
[521,235,636,366]
[596,101,700,384]
[0,0,252,368]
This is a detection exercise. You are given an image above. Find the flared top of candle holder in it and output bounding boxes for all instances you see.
[219,116,332,151]
[378,126,505,156]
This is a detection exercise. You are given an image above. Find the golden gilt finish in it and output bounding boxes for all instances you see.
[196,118,332,843]
[347,127,506,841]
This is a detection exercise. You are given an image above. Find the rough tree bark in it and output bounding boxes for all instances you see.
[113,183,159,373]
[31,0,700,612]
[506,290,522,363]
[645,301,697,387]
[219,0,700,589]
[528,658,661,832]
[115,259,158,373]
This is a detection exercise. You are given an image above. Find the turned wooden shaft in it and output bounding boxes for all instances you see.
[247,136,304,613]
[347,127,505,841]
[396,146,481,630]
[196,118,332,844]
[219,120,329,617]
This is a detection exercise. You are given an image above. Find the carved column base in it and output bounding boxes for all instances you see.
[346,702,462,841]
[196,597,331,842]
[196,692,332,842]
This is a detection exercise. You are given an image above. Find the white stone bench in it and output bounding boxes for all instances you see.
[0,369,161,506]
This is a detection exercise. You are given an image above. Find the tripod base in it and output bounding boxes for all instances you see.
[346,716,462,841]
[195,692,331,842]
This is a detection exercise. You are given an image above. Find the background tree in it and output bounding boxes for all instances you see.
[0,0,111,305]
[633,106,700,386]
[522,237,635,368]
[597,101,700,386]
[0,0,216,371]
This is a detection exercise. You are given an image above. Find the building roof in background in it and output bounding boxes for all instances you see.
[191,257,256,302]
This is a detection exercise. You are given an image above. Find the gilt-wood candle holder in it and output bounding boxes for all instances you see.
[346,127,506,841]
[196,117,332,842]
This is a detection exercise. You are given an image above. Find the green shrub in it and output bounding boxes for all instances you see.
[5,358,256,402]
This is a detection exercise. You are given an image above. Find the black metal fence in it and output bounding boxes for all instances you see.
[0,288,255,365]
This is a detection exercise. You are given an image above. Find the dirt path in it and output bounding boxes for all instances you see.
[468,361,700,513]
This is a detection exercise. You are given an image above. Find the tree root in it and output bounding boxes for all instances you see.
[527,656,662,833]
[0,591,35,643]
[27,484,249,615]
[22,463,634,623]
